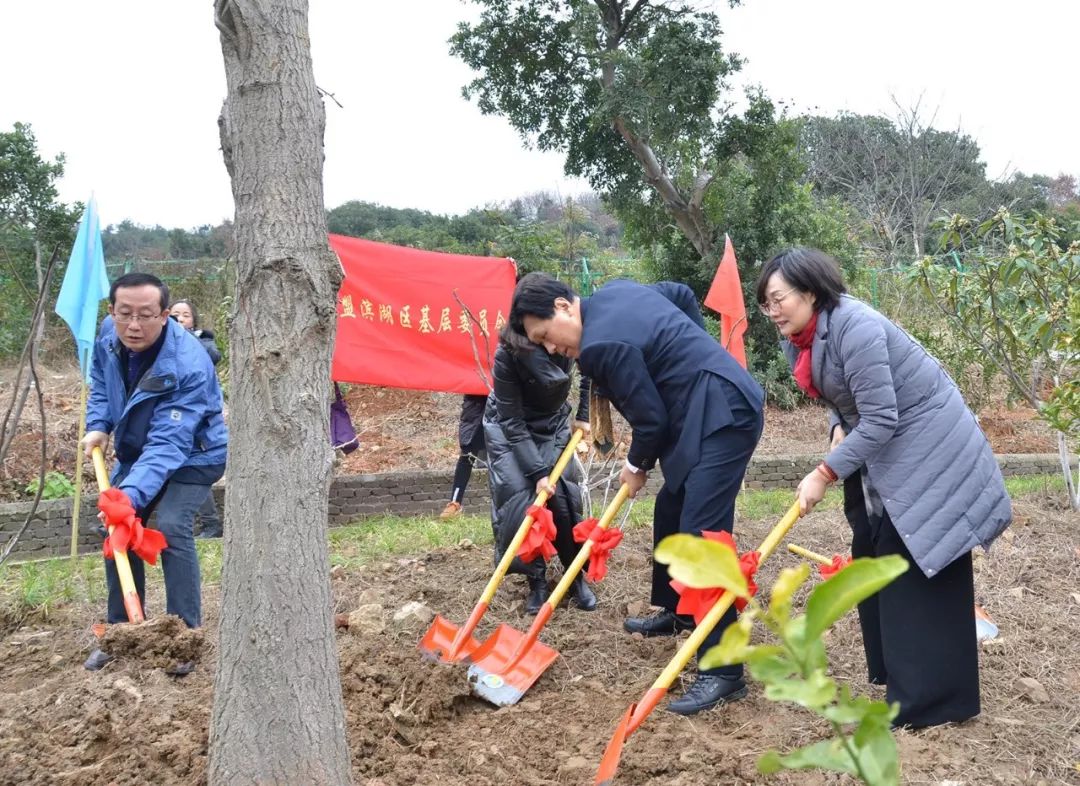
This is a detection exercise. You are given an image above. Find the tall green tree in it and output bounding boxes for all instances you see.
[450,1,855,383]
[451,0,744,263]
[0,123,80,357]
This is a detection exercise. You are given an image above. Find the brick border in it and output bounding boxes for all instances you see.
[1,453,1071,562]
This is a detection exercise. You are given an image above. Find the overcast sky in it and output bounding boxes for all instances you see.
[2,0,1075,229]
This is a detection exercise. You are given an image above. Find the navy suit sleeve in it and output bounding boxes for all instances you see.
[580,341,667,471]
[651,282,706,329]
[575,370,591,424]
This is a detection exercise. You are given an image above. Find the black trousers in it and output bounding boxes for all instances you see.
[495,476,584,581]
[651,417,761,678]
[846,474,980,727]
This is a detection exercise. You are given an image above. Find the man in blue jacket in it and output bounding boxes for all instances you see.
[510,273,764,715]
[81,273,228,673]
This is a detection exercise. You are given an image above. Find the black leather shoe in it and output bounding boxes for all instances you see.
[83,648,114,671]
[525,577,550,615]
[166,660,196,677]
[570,576,597,611]
[668,673,747,715]
[623,609,693,637]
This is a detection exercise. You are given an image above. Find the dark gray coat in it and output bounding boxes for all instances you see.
[783,295,1011,577]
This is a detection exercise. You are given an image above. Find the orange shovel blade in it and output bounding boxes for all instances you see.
[595,703,634,785]
[466,623,559,706]
[418,614,481,663]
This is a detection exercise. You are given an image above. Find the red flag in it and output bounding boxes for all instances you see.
[329,235,516,394]
[703,234,747,369]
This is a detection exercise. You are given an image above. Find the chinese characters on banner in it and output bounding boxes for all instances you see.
[329,234,517,394]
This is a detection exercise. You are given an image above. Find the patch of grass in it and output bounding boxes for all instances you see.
[0,556,103,627]
[328,513,493,569]
[195,539,223,584]
[737,487,841,520]
[1004,473,1065,498]
[1,475,1063,618]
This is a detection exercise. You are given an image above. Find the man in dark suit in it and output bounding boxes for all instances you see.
[509,273,764,715]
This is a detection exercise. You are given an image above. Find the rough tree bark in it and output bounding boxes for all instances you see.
[210,1,351,783]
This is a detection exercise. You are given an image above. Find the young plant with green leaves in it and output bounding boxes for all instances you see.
[25,471,76,500]
[915,210,1080,509]
[657,534,908,785]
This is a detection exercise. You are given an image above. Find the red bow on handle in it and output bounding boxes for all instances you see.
[818,554,853,579]
[572,517,624,582]
[517,504,558,563]
[98,488,169,565]
[670,530,760,624]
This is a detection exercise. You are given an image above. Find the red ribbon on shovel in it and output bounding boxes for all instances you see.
[98,488,168,565]
[517,504,557,563]
[572,517,623,582]
[818,553,853,579]
[670,530,760,623]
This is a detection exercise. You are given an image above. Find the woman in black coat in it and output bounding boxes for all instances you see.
[484,329,595,614]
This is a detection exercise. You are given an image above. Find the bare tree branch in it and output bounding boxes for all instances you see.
[452,290,495,394]
[0,245,60,564]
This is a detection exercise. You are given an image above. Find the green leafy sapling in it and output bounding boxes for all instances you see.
[656,532,908,785]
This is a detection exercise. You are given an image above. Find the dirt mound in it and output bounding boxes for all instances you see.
[0,612,208,786]
[1,501,1078,784]
[101,615,203,669]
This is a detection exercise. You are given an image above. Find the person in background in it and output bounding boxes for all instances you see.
[484,327,595,614]
[169,299,221,365]
[439,394,487,519]
[82,274,228,674]
[756,247,1012,729]
[170,299,224,539]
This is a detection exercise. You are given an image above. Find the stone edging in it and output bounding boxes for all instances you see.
[1,453,1071,562]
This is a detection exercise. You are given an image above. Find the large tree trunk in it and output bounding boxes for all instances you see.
[210,2,351,784]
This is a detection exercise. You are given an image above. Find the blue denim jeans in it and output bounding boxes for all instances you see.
[196,492,223,536]
[105,479,211,628]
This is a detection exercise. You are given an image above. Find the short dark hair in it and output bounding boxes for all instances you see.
[755,247,846,313]
[508,272,576,336]
[169,298,200,327]
[110,272,169,311]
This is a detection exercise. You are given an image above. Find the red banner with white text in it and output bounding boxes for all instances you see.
[330,234,516,394]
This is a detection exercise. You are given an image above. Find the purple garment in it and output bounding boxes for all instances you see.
[330,383,359,454]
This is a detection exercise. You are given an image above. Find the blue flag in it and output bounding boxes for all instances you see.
[55,197,110,383]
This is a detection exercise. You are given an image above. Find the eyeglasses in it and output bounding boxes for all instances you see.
[112,312,164,325]
[758,287,797,315]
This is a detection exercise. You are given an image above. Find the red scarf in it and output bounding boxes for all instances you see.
[790,312,821,399]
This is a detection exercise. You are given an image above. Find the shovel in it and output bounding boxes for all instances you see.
[595,500,802,785]
[467,482,631,706]
[788,545,998,640]
[91,447,145,623]
[419,428,585,663]
[788,543,851,577]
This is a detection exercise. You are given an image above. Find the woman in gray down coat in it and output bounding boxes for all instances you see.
[756,247,1011,729]
[485,329,595,615]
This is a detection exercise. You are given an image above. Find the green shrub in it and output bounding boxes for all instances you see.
[25,471,76,500]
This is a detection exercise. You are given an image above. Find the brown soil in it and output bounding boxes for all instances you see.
[0,364,1059,502]
[2,498,1078,785]
[101,615,203,669]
